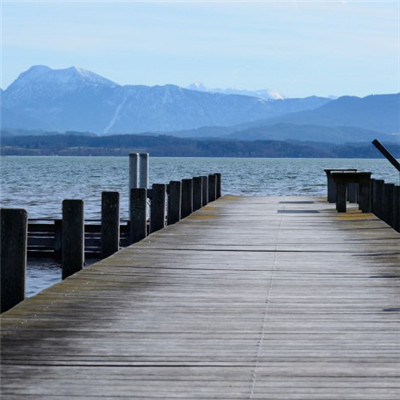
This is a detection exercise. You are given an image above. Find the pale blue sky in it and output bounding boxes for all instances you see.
[1,1,399,97]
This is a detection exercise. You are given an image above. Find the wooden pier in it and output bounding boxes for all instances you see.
[1,195,400,399]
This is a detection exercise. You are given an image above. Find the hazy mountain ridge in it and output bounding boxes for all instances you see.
[247,93,400,134]
[226,123,398,144]
[2,66,397,144]
[1,65,331,134]
[186,82,285,100]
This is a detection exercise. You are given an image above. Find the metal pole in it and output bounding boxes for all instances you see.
[129,153,139,190]
[139,153,149,189]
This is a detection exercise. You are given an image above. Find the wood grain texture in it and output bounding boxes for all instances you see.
[1,196,400,399]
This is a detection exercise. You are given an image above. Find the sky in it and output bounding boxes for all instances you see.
[1,0,399,98]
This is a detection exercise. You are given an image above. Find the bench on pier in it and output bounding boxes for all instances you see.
[324,168,358,203]
[331,171,372,213]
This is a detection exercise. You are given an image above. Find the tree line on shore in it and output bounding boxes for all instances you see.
[1,132,398,158]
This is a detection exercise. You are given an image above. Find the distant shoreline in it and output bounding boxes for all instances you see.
[1,133,398,159]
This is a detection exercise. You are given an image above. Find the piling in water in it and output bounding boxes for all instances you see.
[168,181,181,225]
[1,208,27,313]
[150,184,166,233]
[62,200,84,280]
[101,191,120,258]
[130,188,147,244]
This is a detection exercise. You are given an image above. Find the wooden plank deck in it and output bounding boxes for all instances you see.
[1,195,400,399]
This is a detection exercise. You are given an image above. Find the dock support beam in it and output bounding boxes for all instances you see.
[1,208,27,313]
[383,183,394,225]
[62,200,84,280]
[101,191,120,258]
[168,181,181,225]
[150,184,166,233]
[201,176,209,206]
[181,179,193,218]
[348,183,358,203]
[336,183,347,212]
[130,188,147,244]
[193,177,203,211]
[54,219,62,260]
[208,174,216,202]
[216,173,222,199]
[359,181,371,213]
[393,186,400,232]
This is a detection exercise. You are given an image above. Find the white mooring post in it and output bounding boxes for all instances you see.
[129,153,139,190]
[139,153,149,189]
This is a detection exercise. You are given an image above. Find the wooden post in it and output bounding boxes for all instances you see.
[150,183,167,233]
[359,181,371,213]
[201,176,209,206]
[129,153,139,190]
[383,183,394,225]
[327,173,337,203]
[150,184,166,233]
[130,188,147,244]
[393,186,400,232]
[167,181,181,225]
[1,208,27,313]
[193,177,203,211]
[347,183,358,203]
[54,219,62,260]
[101,191,120,258]
[139,153,149,189]
[215,173,222,199]
[336,183,347,212]
[374,180,385,219]
[181,179,193,218]
[371,179,377,214]
[208,174,216,202]
[62,200,84,280]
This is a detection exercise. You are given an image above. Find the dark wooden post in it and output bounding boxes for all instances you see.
[359,181,371,213]
[1,209,27,313]
[193,177,203,211]
[130,188,147,244]
[150,184,166,233]
[336,183,347,212]
[101,191,120,258]
[374,180,385,219]
[393,186,400,232]
[383,183,394,225]
[215,173,222,199]
[54,219,62,260]
[347,183,358,203]
[208,174,216,202]
[168,181,181,225]
[181,179,193,218]
[201,176,209,206]
[327,173,337,203]
[62,200,84,280]
[371,179,377,214]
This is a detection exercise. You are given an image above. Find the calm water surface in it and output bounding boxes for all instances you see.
[1,156,398,296]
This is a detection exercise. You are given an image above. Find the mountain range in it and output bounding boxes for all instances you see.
[186,82,285,100]
[1,65,399,144]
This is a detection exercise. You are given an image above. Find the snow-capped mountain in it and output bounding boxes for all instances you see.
[187,82,285,100]
[1,65,330,134]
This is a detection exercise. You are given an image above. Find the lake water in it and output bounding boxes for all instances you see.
[1,156,398,297]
